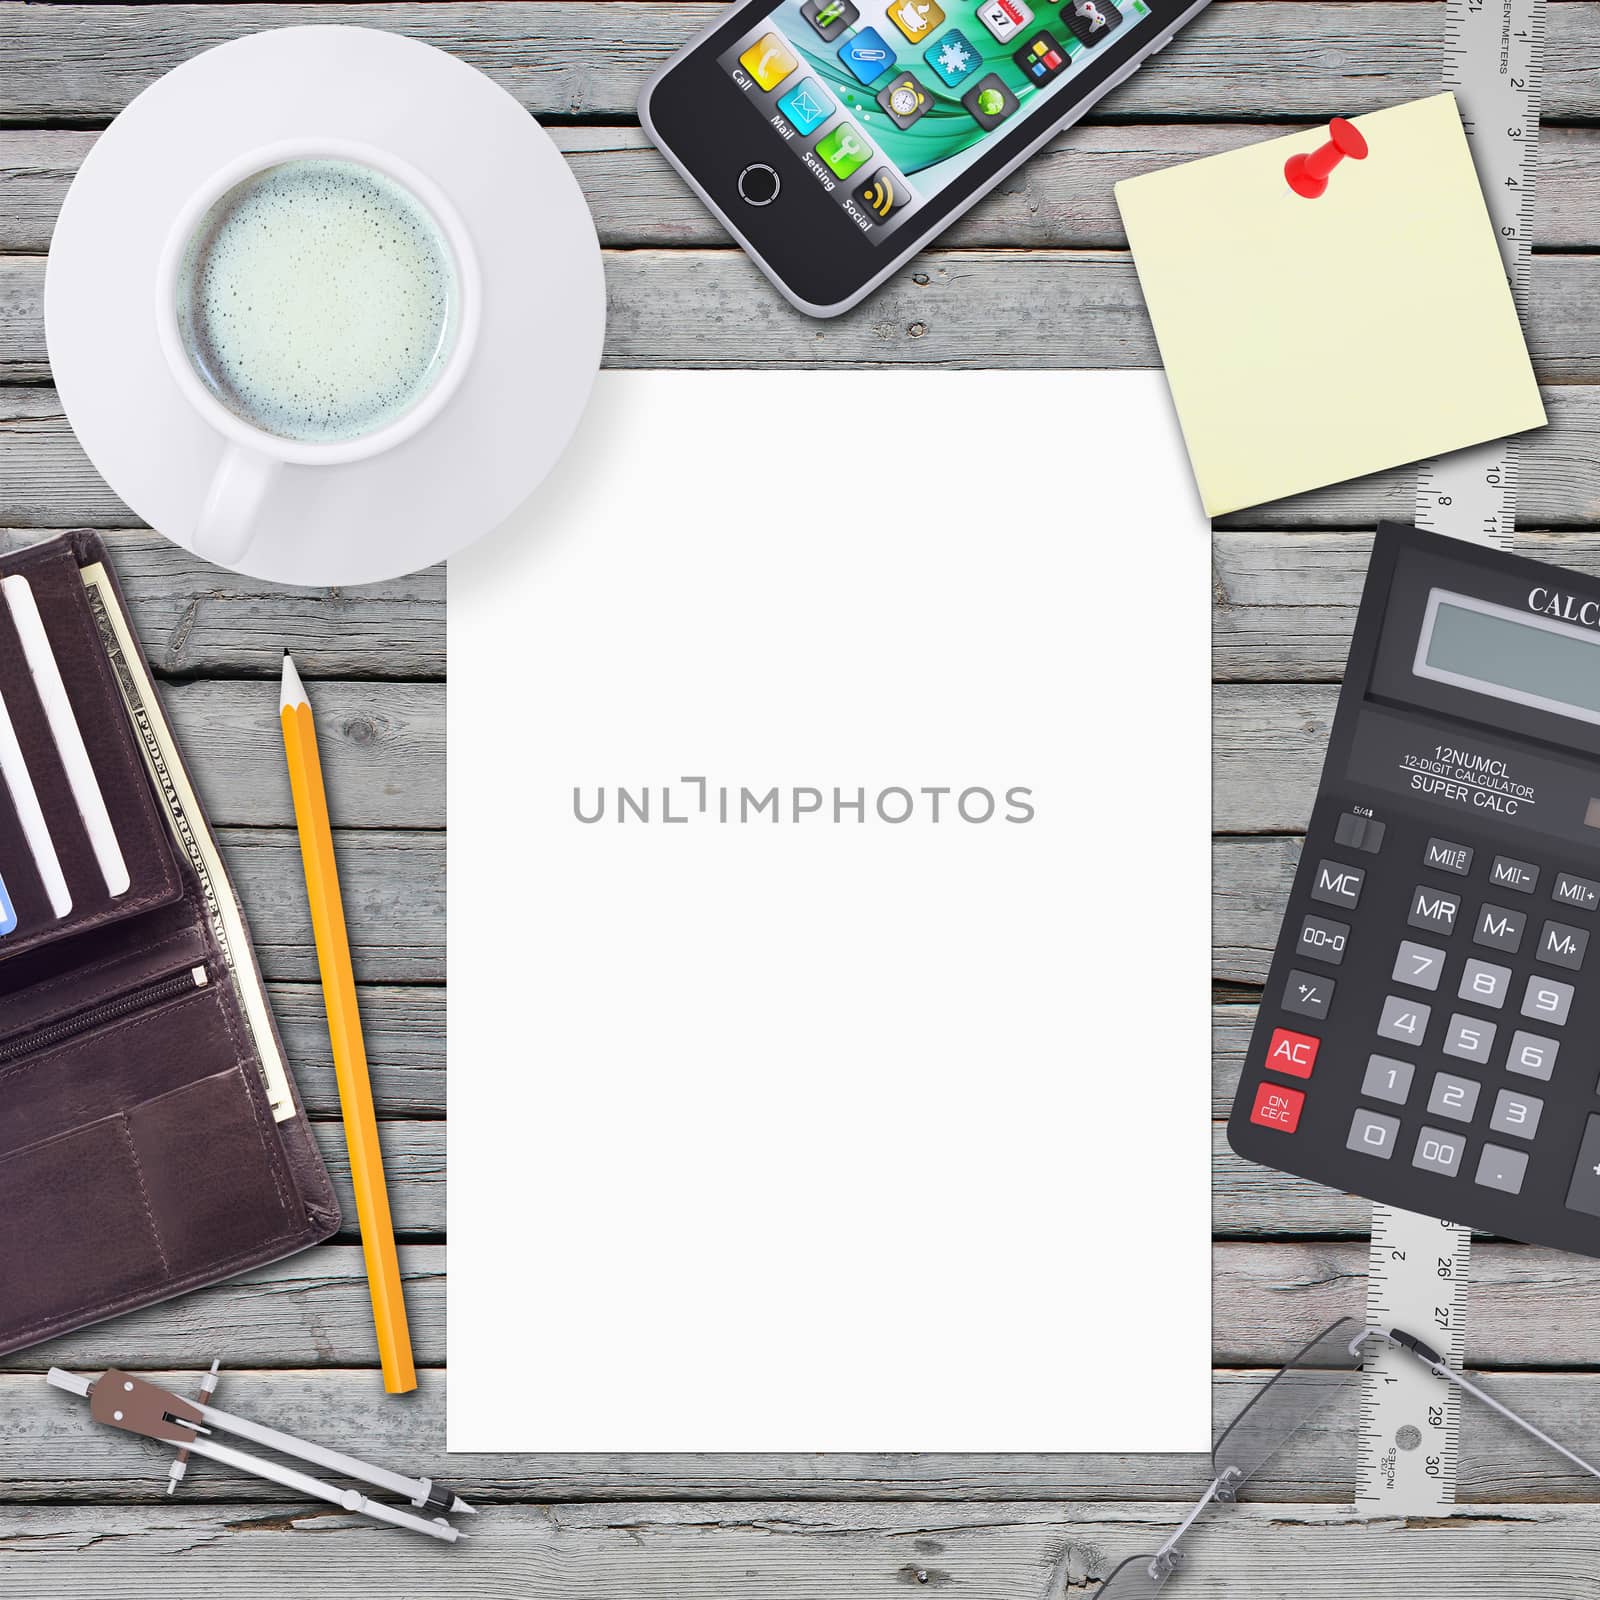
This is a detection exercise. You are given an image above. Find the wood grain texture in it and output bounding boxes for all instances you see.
[1215,527,1600,679]
[218,827,444,983]
[168,679,443,828]
[6,382,1599,532]
[2,1500,1600,1596]
[8,124,1600,254]
[269,983,444,1118]
[6,252,1600,383]
[6,1368,1600,1504]
[1215,835,1304,985]
[8,1241,1600,1375]
[6,0,1600,121]
[0,527,444,679]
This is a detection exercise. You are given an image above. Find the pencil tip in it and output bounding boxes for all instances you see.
[279,651,308,712]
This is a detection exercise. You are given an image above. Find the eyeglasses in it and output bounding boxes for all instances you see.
[1099,1319,1600,1597]
[1098,1319,1368,1598]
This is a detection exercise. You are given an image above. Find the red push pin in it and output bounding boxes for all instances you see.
[1284,117,1368,199]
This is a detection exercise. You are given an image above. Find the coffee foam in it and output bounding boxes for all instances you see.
[176,158,457,445]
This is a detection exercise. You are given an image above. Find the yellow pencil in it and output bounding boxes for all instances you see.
[280,652,416,1395]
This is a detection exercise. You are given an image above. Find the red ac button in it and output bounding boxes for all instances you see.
[1266,1026,1320,1080]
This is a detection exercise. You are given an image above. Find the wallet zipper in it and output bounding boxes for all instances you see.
[0,964,209,1065]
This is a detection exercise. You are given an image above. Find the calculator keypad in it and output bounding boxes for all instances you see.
[1237,791,1600,1256]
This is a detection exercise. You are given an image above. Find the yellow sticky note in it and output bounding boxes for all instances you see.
[1116,94,1545,517]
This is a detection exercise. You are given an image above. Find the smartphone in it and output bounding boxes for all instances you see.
[640,0,1212,317]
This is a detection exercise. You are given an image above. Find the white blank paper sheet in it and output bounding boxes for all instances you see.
[448,370,1211,1453]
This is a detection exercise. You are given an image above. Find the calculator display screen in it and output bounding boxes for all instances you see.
[1414,588,1600,727]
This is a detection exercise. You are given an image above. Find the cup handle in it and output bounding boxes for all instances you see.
[193,444,279,568]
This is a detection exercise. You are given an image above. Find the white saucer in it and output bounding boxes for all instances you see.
[45,26,605,586]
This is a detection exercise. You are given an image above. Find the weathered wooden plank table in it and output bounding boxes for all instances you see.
[2,2,1598,1593]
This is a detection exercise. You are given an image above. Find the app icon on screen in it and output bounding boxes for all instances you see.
[1013,28,1068,81]
[961,72,1019,129]
[876,72,933,128]
[975,0,1033,43]
[837,26,897,84]
[779,76,837,135]
[816,123,874,179]
[739,33,800,90]
[854,167,906,223]
[924,27,983,86]
[802,0,860,41]
[1061,0,1123,46]
[887,0,946,44]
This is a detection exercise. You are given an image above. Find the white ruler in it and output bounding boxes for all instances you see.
[1413,0,1547,549]
[1357,1207,1471,1510]
[1357,0,1547,1514]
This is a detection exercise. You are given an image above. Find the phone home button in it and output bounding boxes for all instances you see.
[737,163,781,207]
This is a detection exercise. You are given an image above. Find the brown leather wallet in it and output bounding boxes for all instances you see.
[0,532,340,1356]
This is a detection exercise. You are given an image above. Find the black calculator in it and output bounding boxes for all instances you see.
[1229,522,1600,1257]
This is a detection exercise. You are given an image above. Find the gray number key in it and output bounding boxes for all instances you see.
[1427,1071,1481,1122]
[1412,1124,1467,1177]
[1442,1012,1496,1064]
[1521,974,1574,1026]
[1474,903,1527,953]
[1393,940,1445,992]
[1476,1143,1529,1195]
[1409,884,1461,936]
[1506,1029,1559,1081]
[1347,1108,1401,1160]
[1457,958,1511,1009]
[1362,1054,1415,1106]
[1490,1087,1542,1141]
[1377,994,1431,1047]
[1539,920,1589,971]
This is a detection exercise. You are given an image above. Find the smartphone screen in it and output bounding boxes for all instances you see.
[720,0,1154,243]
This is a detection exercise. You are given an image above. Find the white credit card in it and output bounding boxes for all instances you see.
[3,574,128,898]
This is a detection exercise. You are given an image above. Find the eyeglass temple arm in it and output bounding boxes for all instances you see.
[1147,1467,1244,1579]
[1364,1325,1600,1487]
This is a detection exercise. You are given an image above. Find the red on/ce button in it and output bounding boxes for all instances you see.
[1266,1027,1320,1079]
[1250,1080,1305,1133]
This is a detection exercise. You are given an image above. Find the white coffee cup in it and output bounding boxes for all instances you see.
[154,138,481,569]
